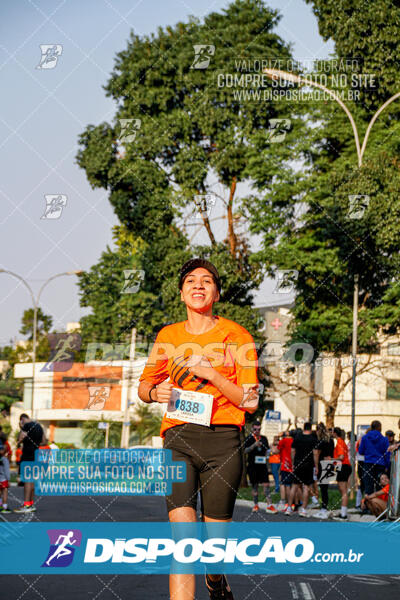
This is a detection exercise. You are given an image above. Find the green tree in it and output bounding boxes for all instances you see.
[19,307,53,340]
[129,404,163,445]
[82,419,122,449]
[76,0,299,354]
[246,1,400,425]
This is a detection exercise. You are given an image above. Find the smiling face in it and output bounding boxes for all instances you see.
[180,267,220,312]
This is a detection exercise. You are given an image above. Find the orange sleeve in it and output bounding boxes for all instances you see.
[139,328,171,385]
[334,439,342,458]
[232,330,258,387]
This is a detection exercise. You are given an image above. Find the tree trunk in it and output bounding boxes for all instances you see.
[227,176,238,256]
[325,358,343,428]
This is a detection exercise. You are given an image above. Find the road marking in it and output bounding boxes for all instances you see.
[299,582,316,600]
[289,582,316,599]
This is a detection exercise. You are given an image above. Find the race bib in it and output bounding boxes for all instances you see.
[166,388,214,427]
[255,456,267,464]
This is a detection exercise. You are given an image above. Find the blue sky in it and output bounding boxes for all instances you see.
[0,0,334,345]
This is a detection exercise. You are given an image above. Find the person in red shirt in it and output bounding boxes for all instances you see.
[361,472,390,516]
[138,258,259,600]
[333,427,352,520]
[277,430,294,511]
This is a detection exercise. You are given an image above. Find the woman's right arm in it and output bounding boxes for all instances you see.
[138,380,174,404]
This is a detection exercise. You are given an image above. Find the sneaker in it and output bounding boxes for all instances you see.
[252,504,259,513]
[205,574,234,599]
[276,501,286,512]
[298,506,308,518]
[13,505,35,513]
[0,507,11,513]
[315,509,329,519]
[284,506,293,515]
[333,514,348,521]
[265,504,277,514]
[311,496,319,506]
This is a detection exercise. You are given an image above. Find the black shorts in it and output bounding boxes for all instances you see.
[248,464,269,485]
[280,470,293,486]
[337,464,352,482]
[293,464,314,486]
[163,423,242,520]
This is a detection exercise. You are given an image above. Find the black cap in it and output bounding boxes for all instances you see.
[386,430,395,437]
[179,258,221,292]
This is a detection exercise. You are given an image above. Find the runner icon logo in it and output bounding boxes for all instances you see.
[42,529,82,567]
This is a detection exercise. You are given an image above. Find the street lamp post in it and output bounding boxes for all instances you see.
[0,269,82,419]
[263,67,400,489]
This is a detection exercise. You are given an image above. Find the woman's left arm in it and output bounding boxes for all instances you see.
[212,371,258,413]
[187,359,258,413]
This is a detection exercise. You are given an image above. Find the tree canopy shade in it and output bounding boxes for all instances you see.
[76,0,299,347]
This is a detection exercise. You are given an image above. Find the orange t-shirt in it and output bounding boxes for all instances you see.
[269,445,280,464]
[379,484,390,504]
[139,315,259,437]
[334,437,350,465]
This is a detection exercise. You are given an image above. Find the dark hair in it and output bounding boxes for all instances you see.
[371,420,381,431]
[386,430,395,437]
[252,421,261,428]
[179,258,221,292]
[289,429,297,438]
[333,427,342,437]
[304,422,312,431]
[316,422,329,442]
[19,413,30,420]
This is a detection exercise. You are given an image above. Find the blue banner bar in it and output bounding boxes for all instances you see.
[0,522,399,574]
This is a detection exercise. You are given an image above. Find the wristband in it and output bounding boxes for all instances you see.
[149,385,157,403]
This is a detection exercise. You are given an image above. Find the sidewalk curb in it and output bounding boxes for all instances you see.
[235,499,375,521]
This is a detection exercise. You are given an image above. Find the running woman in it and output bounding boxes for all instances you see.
[138,258,259,600]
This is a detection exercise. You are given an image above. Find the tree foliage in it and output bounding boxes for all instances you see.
[76,0,297,351]
[245,0,400,423]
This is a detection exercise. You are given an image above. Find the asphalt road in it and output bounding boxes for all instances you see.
[1,487,400,600]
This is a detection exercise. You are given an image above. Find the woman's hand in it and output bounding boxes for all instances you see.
[154,381,174,403]
[185,355,217,383]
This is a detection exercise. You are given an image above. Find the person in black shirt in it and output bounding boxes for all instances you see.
[244,422,276,513]
[287,422,319,516]
[14,413,44,513]
[314,423,334,518]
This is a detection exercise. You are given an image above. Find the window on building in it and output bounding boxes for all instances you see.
[387,344,400,356]
[387,380,400,400]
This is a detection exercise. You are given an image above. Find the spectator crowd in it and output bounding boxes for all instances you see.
[244,419,400,519]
